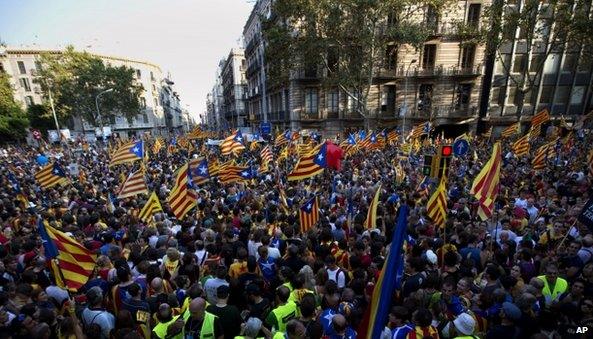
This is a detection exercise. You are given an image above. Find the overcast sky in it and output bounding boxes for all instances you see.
[0,0,254,121]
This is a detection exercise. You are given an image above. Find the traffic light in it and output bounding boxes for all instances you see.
[439,157,452,179]
[423,155,433,176]
[441,145,453,157]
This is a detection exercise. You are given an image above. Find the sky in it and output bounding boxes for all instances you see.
[0,0,254,121]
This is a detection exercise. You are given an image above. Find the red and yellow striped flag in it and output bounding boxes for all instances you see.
[38,220,96,291]
[427,175,448,228]
[167,161,197,220]
[364,184,382,229]
[299,196,319,233]
[287,153,324,181]
[512,133,530,157]
[531,108,550,126]
[529,124,541,141]
[138,192,163,223]
[35,163,69,188]
[532,143,555,171]
[501,122,520,138]
[118,170,148,199]
[470,142,502,220]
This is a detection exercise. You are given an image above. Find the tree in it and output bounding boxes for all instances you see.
[27,104,56,133]
[0,72,29,142]
[35,46,143,128]
[263,0,453,127]
[476,0,593,118]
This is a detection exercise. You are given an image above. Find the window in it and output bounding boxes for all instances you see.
[496,54,511,74]
[554,86,570,103]
[140,97,147,108]
[136,69,142,78]
[143,114,149,123]
[562,54,578,72]
[426,5,439,30]
[491,87,501,105]
[497,86,507,106]
[17,61,26,74]
[381,85,396,112]
[508,86,517,105]
[304,88,318,114]
[35,61,42,72]
[327,89,339,114]
[385,45,397,70]
[152,84,157,92]
[328,49,339,73]
[461,45,476,69]
[418,84,433,112]
[513,54,527,73]
[524,90,535,104]
[154,98,158,107]
[544,54,560,74]
[19,78,31,91]
[150,71,155,81]
[530,54,544,73]
[540,86,554,103]
[570,86,585,105]
[456,84,472,108]
[25,96,34,107]
[422,44,436,69]
[467,4,481,28]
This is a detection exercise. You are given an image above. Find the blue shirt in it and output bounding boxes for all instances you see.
[258,256,276,281]
[392,324,414,339]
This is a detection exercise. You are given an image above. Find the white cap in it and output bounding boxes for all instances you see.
[425,250,438,265]
[453,313,476,335]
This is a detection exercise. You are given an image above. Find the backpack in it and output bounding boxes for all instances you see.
[336,268,351,287]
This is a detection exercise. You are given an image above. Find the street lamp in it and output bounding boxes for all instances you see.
[402,59,417,140]
[95,88,114,141]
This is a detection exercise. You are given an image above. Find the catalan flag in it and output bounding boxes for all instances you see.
[426,175,448,228]
[278,185,289,213]
[501,122,520,138]
[220,130,246,156]
[208,159,221,178]
[152,137,164,154]
[38,219,96,291]
[109,140,144,167]
[168,137,177,153]
[189,158,210,186]
[219,163,248,184]
[118,170,148,199]
[177,136,191,150]
[168,161,197,220]
[409,122,431,140]
[261,145,273,165]
[364,184,381,229]
[339,133,357,155]
[363,204,409,339]
[138,192,163,223]
[532,143,554,171]
[299,196,319,233]
[187,127,203,139]
[512,133,530,157]
[287,152,324,181]
[387,130,398,144]
[275,130,292,147]
[35,162,68,188]
[470,142,502,220]
[529,124,541,141]
[531,108,550,126]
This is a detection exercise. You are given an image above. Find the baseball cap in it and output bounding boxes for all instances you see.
[453,313,476,335]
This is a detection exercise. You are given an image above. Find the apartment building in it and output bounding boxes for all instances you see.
[0,46,183,138]
[220,48,248,128]
[480,0,593,132]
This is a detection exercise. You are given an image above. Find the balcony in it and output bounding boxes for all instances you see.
[293,67,323,80]
[426,22,461,36]
[395,64,482,77]
[245,36,260,55]
[247,60,261,76]
[432,105,478,118]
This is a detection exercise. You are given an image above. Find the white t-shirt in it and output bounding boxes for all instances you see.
[326,267,346,289]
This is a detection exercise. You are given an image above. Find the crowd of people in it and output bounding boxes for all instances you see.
[0,124,591,339]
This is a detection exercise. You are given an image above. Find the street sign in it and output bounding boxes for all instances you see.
[260,122,272,135]
[453,139,469,157]
[32,130,41,140]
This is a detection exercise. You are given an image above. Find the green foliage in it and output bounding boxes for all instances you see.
[35,46,143,126]
[0,72,29,142]
[27,104,55,133]
[263,0,452,118]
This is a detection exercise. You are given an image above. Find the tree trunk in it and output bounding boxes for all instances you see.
[515,89,525,133]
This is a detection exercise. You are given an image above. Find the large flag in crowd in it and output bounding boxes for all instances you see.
[363,204,409,339]
[471,142,502,220]
[138,192,163,223]
[109,140,144,167]
[512,133,530,157]
[220,130,246,156]
[299,196,319,233]
[117,169,148,199]
[35,162,68,188]
[501,122,520,138]
[38,219,96,290]
[531,108,550,126]
[427,175,448,228]
[168,161,197,220]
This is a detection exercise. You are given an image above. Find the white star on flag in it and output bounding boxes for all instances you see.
[199,166,207,174]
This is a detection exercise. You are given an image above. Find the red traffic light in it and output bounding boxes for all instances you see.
[441,145,453,157]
